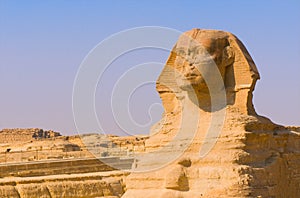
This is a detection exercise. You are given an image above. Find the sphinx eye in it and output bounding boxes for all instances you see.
[188,48,195,55]
[176,48,186,56]
[194,46,206,55]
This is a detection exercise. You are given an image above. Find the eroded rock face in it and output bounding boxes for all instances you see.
[0,171,127,198]
[122,29,300,197]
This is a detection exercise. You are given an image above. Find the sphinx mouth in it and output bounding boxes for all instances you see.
[185,76,197,80]
[184,73,199,79]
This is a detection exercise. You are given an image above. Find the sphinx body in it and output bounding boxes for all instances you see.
[122,29,300,198]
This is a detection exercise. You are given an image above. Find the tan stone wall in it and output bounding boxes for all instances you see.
[0,171,127,198]
[0,157,133,178]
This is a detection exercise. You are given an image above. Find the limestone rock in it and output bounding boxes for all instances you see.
[122,29,300,197]
[164,165,189,191]
[0,171,128,198]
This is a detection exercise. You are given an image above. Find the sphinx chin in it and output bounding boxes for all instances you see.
[177,77,207,92]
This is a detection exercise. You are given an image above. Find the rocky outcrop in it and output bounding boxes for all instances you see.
[122,29,300,197]
[0,171,127,198]
[0,157,134,178]
[0,130,134,197]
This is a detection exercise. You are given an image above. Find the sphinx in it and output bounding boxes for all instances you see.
[122,29,300,198]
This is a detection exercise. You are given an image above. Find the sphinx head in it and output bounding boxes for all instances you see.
[158,29,259,114]
[174,31,234,94]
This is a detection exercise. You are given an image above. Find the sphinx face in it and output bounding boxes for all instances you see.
[174,36,233,93]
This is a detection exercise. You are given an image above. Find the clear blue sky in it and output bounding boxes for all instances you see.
[1,0,299,135]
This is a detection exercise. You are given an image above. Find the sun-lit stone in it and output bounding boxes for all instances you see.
[122,29,300,198]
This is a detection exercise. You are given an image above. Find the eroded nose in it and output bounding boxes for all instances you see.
[189,63,195,70]
[183,66,193,77]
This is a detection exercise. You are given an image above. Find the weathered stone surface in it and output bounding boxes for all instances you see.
[164,165,189,191]
[0,29,299,198]
[0,171,128,198]
[0,130,133,197]
[0,186,20,198]
[122,29,300,197]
